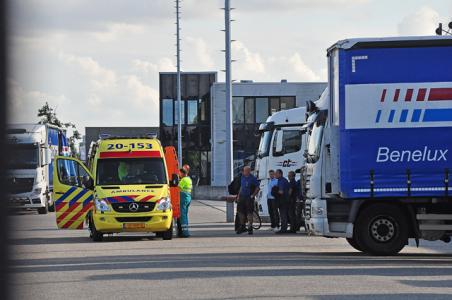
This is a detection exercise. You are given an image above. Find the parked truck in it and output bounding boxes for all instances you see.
[7,123,69,214]
[255,107,308,217]
[304,36,452,255]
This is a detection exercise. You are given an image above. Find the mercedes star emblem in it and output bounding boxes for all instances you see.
[129,202,139,212]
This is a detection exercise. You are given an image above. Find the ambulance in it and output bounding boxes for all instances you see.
[52,134,179,241]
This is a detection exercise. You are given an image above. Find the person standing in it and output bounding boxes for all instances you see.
[287,171,298,233]
[274,169,290,234]
[267,170,280,232]
[237,166,260,235]
[178,168,192,238]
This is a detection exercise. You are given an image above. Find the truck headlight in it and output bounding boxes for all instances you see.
[33,188,42,195]
[156,197,172,211]
[95,198,111,212]
[311,206,324,216]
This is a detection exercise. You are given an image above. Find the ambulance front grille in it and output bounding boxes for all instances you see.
[111,202,155,213]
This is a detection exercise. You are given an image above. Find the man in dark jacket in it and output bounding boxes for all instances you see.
[236,166,260,235]
[274,169,290,233]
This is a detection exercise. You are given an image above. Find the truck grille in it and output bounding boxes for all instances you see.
[8,177,34,194]
[304,202,311,220]
[111,202,155,213]
[116,217,152,223]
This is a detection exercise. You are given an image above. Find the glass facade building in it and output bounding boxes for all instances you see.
[159,72,216,185]
[231,96,296,174]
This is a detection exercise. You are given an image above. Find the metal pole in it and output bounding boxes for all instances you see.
[224,0,234,222]
[176,0,182,166]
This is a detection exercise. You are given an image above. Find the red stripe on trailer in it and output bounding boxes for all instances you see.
[393,89,400,102]
[100,151,161,158]
[380,89,387,102]
[404,89,413,102]
[416,88,427,101]
[428,88,452,101]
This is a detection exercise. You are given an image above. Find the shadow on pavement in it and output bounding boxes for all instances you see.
[11,251,452,275]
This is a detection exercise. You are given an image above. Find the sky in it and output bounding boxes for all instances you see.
[8,0,452,134]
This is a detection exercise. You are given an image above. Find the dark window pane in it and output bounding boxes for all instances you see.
[233,97,244,124]
[185,126,197,148]
[280,97,295,110]
[199,126,210,150]
[199,98,207,122]
[162,99,173,126]
[245,98,254,124]
[283,130,303,154]
[175,100,185,124]
[270,97,280,115]
[255,98,269,123]
[187,100,198,124]
[160,127,174,147]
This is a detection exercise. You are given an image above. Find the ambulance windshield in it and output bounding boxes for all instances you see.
[96,158,167,186]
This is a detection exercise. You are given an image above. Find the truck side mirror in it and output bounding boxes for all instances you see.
[170,173,179,187]
[42,147,52,166]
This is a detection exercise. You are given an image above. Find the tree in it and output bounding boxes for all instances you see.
[37,102,81,158]
[37,102,62,127]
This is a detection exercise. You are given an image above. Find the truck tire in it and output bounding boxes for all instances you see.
[162,223,173,240]
[89,217,103,242]
[346,237,363,252]
[37,201,48,215]
[355,204,408,256]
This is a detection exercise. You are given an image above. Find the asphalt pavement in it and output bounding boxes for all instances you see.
[8,200,452,300]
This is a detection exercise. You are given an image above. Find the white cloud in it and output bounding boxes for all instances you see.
[233,41,265,74]
[398,6,440,36]
[58,52,117,92]
[288,53,321,81]
[186,36,215,69]
[126,75,159,107]
[92,23,145,42]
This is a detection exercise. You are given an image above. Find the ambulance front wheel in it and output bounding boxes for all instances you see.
[162,222,173,240]
[89,216,103,242]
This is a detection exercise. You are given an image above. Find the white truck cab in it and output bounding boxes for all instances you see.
[255,106,309,217]
[7,123,68,214]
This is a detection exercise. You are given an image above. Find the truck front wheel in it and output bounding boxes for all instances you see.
[355,204,408,256]
[37,200,48,215]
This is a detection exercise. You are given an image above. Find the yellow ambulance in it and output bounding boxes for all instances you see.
[52,135,178,241]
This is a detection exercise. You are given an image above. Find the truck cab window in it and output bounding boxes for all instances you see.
[257,130,273,158]
[272,130,303,156]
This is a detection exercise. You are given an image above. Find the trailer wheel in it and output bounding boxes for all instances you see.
[355,204,408,256]
[346,238,363,252]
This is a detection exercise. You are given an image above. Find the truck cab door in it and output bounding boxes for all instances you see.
[164,146,180,219]
[53,156,94,229]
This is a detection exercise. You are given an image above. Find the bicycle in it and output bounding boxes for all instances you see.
[233,198,262,231]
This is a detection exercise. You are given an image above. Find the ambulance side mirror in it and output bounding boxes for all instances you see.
[82,176,94,190]
[170,174,179,187]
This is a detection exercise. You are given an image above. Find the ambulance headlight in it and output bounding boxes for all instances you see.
[157,197,172,211]
[95,198,111,212]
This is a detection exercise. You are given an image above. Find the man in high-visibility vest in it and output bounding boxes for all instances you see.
[178,168,192,237]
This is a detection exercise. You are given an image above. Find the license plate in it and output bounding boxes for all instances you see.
[123,223,146,229]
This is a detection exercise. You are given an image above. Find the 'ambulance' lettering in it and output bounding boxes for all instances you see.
[376,146,448,163]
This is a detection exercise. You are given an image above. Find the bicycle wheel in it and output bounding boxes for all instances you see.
[252,211,262,230]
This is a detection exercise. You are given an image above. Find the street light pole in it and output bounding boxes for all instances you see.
[176,0,182,166]
[224,0,234,222]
